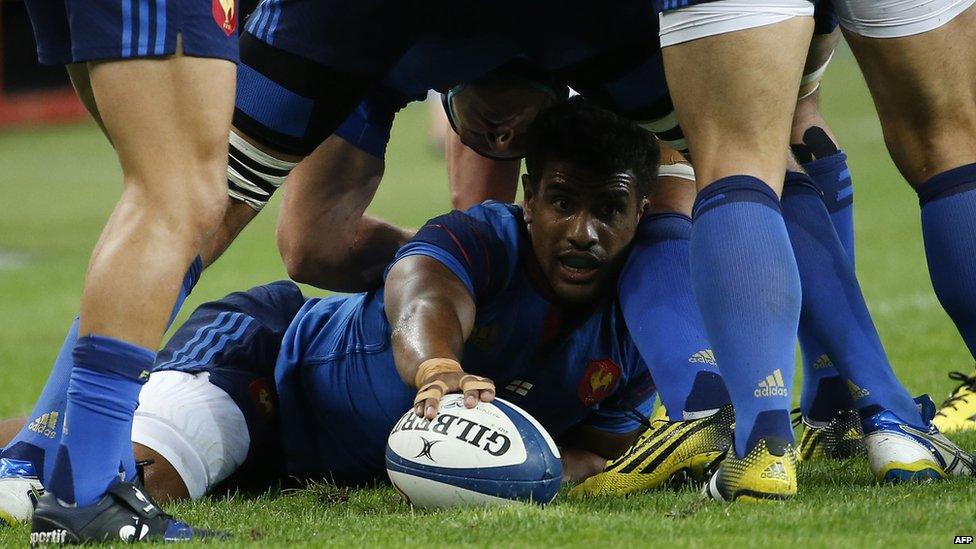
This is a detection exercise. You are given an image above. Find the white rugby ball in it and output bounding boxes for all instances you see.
[385,394,562,508]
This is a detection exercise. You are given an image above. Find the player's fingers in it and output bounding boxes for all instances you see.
[414,380,449,418]
[463,388,480,409]
[423,397,440,420]
[460,375,494,408]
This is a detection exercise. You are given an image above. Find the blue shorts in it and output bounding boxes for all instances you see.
[155,281,414,486]
[25,0,239,65]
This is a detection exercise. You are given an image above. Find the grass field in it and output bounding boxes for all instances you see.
[2,48,976,547]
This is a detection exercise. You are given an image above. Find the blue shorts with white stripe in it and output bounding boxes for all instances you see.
[24,0,239,65]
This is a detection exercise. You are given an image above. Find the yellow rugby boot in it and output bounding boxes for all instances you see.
[795,408,865,461]
[702,437,797,503]
[933,371,976,433]
[570,405,732,497]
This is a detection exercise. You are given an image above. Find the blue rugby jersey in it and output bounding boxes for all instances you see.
[272,202,656,479]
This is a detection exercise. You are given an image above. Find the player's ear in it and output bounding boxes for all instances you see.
[522,174,536,223]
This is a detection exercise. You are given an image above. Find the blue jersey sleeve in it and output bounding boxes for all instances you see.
[387,201,523,299]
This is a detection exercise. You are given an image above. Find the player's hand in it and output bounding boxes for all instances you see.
[413,358,495,420]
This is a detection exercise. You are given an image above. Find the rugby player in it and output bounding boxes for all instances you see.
[2,0,239,543]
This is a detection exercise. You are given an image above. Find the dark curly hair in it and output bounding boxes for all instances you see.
[524,97,659,197]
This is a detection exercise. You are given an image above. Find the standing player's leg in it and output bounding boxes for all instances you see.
[658,2,813,501]
[12,0,239,541]
[26,45,237,542]
[836,1,976,433]
[569,146,735,498]
[789,27,858,435]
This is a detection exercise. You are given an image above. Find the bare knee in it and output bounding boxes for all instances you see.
[134,443,190,504]
[120,159,229,245]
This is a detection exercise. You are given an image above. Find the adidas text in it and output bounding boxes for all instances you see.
[688,350,716,366]
[761,463,789,482]
[755,369,788,398]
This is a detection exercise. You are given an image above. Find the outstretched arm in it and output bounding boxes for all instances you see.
[384,255,495,419]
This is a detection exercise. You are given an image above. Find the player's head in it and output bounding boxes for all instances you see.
[442,63,567,159]
[521,97,658,305]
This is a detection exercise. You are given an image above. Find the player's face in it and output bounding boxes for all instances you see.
[523,161,645,305]
[448,83,556,159]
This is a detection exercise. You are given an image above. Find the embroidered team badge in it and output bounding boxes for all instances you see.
[578,359,621,406]
[212,0,237,36]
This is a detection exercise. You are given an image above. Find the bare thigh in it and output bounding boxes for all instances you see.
[663,17,814,193]
[843,5,976,186]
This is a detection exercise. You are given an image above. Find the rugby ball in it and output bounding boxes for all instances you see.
[385,394,562,508]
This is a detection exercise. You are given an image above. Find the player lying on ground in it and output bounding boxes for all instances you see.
[13,101,733,510]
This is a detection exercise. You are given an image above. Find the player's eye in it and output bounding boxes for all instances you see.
[552,197,573,212]
[598,202,625,220]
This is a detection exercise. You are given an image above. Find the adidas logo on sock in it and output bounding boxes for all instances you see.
[847,380,870,400]
[754,369,788,398]
[27,411,60,439]
[688,350,716,366]
[761,462,789,482]
[813,354,834,370]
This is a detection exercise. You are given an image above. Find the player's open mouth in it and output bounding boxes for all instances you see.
[557,253,601,284]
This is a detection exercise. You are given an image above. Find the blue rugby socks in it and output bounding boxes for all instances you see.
[918,163,976,359]
[782,172,922,427]
[805,152,854,262]
[1,256,203,487]
[691,176,800,456]
[48,336,153,506]
[618,213,729,418]
[797,152,855,420]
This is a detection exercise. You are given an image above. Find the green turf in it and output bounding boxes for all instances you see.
[2,49,976,547]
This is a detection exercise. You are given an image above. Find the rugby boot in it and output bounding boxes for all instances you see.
[933,371,976,433]
[794,408,865,461]
[570,405,733,497]
[0,457,43,525]
[702,437,797,503]
[863,395,975,483]
[30,481,226,545]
